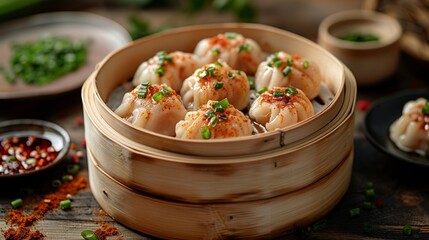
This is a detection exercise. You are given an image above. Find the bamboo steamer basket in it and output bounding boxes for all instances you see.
[81,23,357,238]
[87,23,346,157]
[82,68,355,203]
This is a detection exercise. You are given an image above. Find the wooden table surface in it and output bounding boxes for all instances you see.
[1,4,429,240]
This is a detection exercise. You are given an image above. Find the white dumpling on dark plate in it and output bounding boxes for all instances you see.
[389,98,429,156]
[115,83,187,136]
[175,99,253,140]
[249,86,314,131]
[180,60,250,111]
[194,32,263,75]
[132,51,202,92]
[255,51,321,100]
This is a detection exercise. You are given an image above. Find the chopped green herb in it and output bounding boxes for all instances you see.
[273,90,285,97]
[212,98,230,112]
[160,87,171,96]
[214,82,224,90]
[205,109,216,118]
[285,87,298,96]
[153,92,164,101]
[237,70,241,75]
[403,224,412,236]
[312,219,327,232]
[209,115,218,127]
[366,181,374,189]
[155,67,165,77]
[274,60,283,67]
[238,43,251,52]
[138,82,151,99]
[62,175,74,182]
[206,66,218,77]
[258,86,268,95]
[303,60,309,69]
[212,48,220,56]
[338,32,379,42]
[225,32,237,39]
[422,101,429,115]
[214,60,223,68]
[67,164,80,174]
[81,230,99,240]
[198,70,208,78]
[227,72,235,79]
[219,115,227,120]
[363,201,373,209]
[365,188,375,198]
[60,199,72,210]
[349,207,360,217]
[283,66,292,77]
[201,126,211,139]
[11,198,23,209]
[51,179,62,188]
[363,223,373,234]
[287,58,294,66]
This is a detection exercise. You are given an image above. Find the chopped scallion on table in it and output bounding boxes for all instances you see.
[60,199,72,210]
[11,198,23,209]
[81,230,99,240]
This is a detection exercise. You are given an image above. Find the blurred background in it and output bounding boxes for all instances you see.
[0,0,366,40]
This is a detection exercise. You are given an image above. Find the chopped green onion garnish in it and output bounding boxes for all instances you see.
[303,60,309,69]
[62,175,74,182]
[237,70,241,75]
[164,55,173,62]
[273,90,285,98]
[258,86,268,95]
[238,43,251,52]
[363,223,373,234]
[26,158,36,165]
[274,61,283,67]
[51,179,62,188]
[67,164,80,174]
[219,115,227,120]
[403,224,412,236]
[81,230,99,240]
[160,87,171,96]
[205,109,215,118]
[422,101,429,115]
[153,92,164,101]
[156,51,167,57]
[155,67,165,77]
[285,87,298,96]
[209,115,218,127]
[60,199,72,210]
[227,72,235,79]
[365,188,375,198]
[201,126,211,139]
[198,70,208,78]
[206,66,217,76]
[349,207,360,217]
[212,48,220,56]
[11,198,23,209]
[214,60,223,68]
[138,82,151,99]
[212,98,230,112]
[248,76,255,90]
[270,52,279,62]
[283,66,292,77]
[287,58,294,66]
[312,219,327,232]
[366,182,374,189]
[225,32,237,39]
[214,82,224,90]
[363,201,373,209]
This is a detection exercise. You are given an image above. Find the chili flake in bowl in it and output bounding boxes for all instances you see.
[0,119,70,177]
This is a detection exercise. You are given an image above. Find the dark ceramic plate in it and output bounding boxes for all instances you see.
[0,119,70,177]
[364,89,429,167]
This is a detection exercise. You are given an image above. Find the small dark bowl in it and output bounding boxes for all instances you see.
[0,119,70,178]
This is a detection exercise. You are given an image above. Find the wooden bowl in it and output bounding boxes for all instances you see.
[318,10,402,86]
[84,23,346,156]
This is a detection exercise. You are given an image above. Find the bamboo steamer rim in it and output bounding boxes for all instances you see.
[88,145,353,239]
[89,23,346,155]
[82,67,356,164]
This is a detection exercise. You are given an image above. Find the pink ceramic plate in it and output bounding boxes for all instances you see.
[0,11,131,99]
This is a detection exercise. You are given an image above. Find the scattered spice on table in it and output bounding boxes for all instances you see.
[93,223,120,240]
[3,226,45,240]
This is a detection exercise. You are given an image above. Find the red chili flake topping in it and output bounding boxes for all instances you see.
[375,197,384,208]
[81,139,87,148]
[357,99,371,111]
[71,154,79,164]
[0,136,60,176]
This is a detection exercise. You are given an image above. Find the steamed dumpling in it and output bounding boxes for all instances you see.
[180,61,250,111]
[115,83,187,136]
[389,98,429,156]
[132,51,202,91]
[194,32,263,75]
[176,99,253,139]
[255,52,321,100]
[249,87,314,131]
